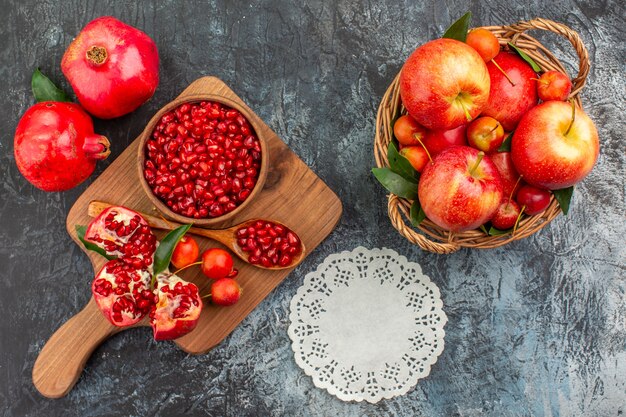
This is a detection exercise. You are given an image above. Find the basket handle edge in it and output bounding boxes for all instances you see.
[504,18,590,95]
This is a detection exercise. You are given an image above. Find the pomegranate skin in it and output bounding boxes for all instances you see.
[14,102,110,191]
[61,16,159,119]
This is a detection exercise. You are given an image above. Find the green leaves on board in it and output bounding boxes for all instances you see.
[153,224,192,277]
[443,12,472,42]
[32,68,71,103]
[75,225,116,260]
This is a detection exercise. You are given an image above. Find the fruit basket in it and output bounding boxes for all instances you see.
[374,18,591,254]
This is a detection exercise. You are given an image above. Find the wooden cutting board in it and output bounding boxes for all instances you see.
[32,76,342,399]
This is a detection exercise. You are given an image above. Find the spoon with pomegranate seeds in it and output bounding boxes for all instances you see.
[88,201,306,270]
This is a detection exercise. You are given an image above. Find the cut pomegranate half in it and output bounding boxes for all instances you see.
[92,260,155,326]
[85,206,157,269]
[150,274,202,340]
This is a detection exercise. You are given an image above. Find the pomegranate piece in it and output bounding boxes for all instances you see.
[144,101,262,219]
[84,206,157,269]
[237,221,301,267]
[92,260,154,326]
[84,205,203,340]
[150,275,202,341]
[13,102,110,191]
[61,16,159,119]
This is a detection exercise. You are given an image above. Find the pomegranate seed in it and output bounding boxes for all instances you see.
[235,221,301,267]
[144,101,262,219]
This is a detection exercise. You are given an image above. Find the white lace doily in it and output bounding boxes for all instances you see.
[288,247,447,403]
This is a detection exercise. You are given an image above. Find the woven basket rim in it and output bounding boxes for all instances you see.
[373,18,590,254]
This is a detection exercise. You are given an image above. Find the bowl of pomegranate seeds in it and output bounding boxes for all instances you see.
[138,95,268,226]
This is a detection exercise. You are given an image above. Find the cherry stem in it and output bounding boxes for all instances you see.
[469,152,484,177]
[489,123,501,134]
[564,99,576,136]
[531,77,548,85]
[172,261,202,275]
[201,293,212,300]
[151,261,202,289]
[414,134,433,163]
[513,205,525,233]
[491,59,516,86]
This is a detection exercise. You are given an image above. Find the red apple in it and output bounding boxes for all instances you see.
[491,198,521,230]
[481,51,539,131]
[489,152,523,198]
[511,101,599,189]
[418,146,503,232]
[400,38,490,130]
[536,70,572,101]
[400,146,430,173]
[394,115,428,146]
[466,116,504,153]
[423,125,467,157]
[516,185,551,215]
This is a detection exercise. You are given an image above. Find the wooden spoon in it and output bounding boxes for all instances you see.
[87,201,306,270]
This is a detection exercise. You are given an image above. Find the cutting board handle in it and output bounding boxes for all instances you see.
[32,298,120,398]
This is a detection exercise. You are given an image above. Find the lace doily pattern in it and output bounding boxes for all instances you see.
[288,247,447,403]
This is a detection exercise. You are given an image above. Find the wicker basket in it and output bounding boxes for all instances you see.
[374,18,590,254]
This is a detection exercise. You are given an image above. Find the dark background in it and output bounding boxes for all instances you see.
[1,1,624,416]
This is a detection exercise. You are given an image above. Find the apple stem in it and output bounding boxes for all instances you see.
[469,152,484,176]
[508,176,522,202]
[531,77,548,85]
[414,134,433,164]
[513,205,525,233]
[459,99,473,122]
[491,59,516,86]
[564,99,576,136]
[201,293,213,300]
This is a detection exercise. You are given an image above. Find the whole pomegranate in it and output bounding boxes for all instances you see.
[14,102,110,191]
[61,16,159,119]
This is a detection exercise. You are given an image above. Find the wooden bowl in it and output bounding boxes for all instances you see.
[137,93,269,227]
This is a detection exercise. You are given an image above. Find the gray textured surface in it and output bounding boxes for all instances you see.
[1,0,624,416]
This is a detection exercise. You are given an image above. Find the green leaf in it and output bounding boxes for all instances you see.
[553,186,574,215]
[442,12,472,42]
[75,225,116,260]
[488,226,513,236]
[372,167,418,200]
[507,42,542,72]
[498,131,514,152]
[410,200,426,226]
[32,68,71,102]
[153,224,192,276]
[387,142,417,183]
[479,224,488,234]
